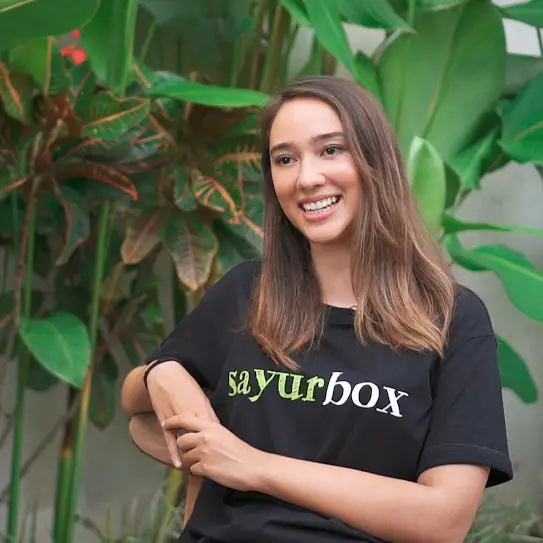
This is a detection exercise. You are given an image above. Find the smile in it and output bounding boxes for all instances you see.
[300,196,341,214]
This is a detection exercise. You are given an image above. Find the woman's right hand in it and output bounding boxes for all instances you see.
[145,360,219,468]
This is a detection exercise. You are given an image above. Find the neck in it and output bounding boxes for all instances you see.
[310,242,356,309]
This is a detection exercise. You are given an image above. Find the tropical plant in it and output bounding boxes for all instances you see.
[1,0,543,542]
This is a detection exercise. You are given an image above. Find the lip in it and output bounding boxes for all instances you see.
[300,197,342,223]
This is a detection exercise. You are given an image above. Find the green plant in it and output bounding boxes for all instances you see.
[1,0,543,541]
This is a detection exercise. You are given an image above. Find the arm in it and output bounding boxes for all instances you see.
[254,454,488,543]
[121,365,204,522]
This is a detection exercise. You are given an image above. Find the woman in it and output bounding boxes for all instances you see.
[121,75,513,543]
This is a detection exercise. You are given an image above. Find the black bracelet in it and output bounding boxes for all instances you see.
[143,357,180,389]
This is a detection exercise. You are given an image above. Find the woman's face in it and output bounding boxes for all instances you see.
[269,97,361,247]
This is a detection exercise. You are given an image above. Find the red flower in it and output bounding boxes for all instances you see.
[61,29,87,65]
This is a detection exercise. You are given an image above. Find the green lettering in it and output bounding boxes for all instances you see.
[249,370,278,402]
[237,370,251,395]
[277,373,304,400]
[302,376,325,402]
[228,370,238,397]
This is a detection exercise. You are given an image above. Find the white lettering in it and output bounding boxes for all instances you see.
[351,382,379,408]
[323,372,351,405]
[376,387,409,418]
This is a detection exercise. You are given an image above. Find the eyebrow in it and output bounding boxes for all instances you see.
[269,131,345,154]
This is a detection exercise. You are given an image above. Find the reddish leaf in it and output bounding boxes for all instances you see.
[54,184,90,265]
[121,208,165,264]
[59,160,138,200]
[191,169,240,222]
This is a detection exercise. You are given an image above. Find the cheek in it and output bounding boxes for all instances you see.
[271,169,297,202]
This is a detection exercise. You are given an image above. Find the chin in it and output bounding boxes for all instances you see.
[301,226,351,246]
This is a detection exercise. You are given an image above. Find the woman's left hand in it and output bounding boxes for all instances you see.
[162,414,265,492]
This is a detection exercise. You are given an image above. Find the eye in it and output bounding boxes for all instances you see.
[323,145,343,156]
[273,155,295,166]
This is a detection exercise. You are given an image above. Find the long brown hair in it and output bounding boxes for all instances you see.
[250,75,455,370]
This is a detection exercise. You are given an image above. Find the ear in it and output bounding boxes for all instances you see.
[129,413,175,467]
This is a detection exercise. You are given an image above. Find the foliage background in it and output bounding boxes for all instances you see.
[0,0,542,541]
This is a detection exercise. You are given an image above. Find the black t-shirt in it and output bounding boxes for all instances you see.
[145,260,513,543]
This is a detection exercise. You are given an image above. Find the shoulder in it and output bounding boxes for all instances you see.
[447,284,495,346]
[202,259,261,310]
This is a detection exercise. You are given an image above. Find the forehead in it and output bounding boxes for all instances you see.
[269,98,343,145]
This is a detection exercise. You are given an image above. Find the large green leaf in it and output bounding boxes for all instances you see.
[19,312,91,388]
[354,51,382,101]
[500,0,543,27]
[80,0,139,96]
[416,0,471,10]
[147,80,269,108]
[443,214,543,238]
[55,185,90,266]
[173,166,198,212]
[449,127,498,191]
[279,0,310,26]
[504,53,543,97]
[498,73,543,164]
[496,336,538,404]
[214,219,260,275]
[81,92,150,141]
[163,211,218,291]
[378,1,506,162]
[0,0,100,51]
[446,236,543,323]
[339,0,411,31]
[121,208,165,264]
[8,37,69,96]
[407,137,446,239]
[303,0,358,77]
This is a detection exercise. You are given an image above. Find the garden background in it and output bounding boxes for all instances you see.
[1,0,543,541]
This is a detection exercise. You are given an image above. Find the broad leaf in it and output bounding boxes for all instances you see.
[354,51,381,101]
[443,214,543,238]
[499,73,543,163]
[500,0,543,27]
[191,170,240,222]
[173,166,198,212]
[496,336,538,404]
[163,211,218,291]
[504,53,543,97]
[449,128,498,191]
[214,219,261,275]
[446,236,543,323]
[279,0,310,26]
[147,80,269,108]
[0,64,34,123]
[59,161,138,200]
[80,0,139,96]
[19,312,91,388]
[407,137,446,239]
[54,185,90,266]
[89,356,117,429]
[121,208,165,264]
[81,92,150,141]
[303,0,358,76]
[0,0,100,51]
[26,358,59,392]
[416,0,471,10]
[8,37,69,96]
[378,1,506,161]
[339,0,411,31]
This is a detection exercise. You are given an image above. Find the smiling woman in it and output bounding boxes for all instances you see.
[121,75,513,543]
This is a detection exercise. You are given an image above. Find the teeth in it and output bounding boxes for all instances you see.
[302,196,339,212]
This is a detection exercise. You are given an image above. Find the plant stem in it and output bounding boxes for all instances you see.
[6,195,36,541]
[260,2,290,93]
[63,201,111,543]
[248,0,268,89]
[407,0,416,27]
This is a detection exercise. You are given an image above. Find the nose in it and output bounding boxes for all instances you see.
[297,156,326,191]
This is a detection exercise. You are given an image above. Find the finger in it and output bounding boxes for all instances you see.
[177,432,199,453]
[180,448,200,469]
[163,430,182,469]
[162,413,211,432]
[189,461,205,478]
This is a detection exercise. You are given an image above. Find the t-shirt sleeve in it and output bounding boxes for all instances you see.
[417,287,513,487]
[143,260,259,392]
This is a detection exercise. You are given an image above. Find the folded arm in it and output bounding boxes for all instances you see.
[256,453,488,543]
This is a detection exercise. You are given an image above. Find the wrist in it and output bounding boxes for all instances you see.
[250,450,275,493]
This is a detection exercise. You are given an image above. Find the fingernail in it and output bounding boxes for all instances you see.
[175,461,182,468]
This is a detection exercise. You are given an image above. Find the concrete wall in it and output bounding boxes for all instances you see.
[1,3,542,541]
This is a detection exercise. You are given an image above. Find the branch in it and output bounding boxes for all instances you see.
[0,391,81,503]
